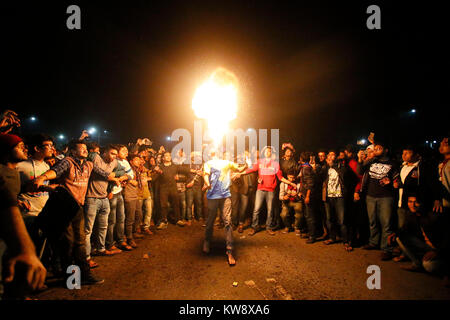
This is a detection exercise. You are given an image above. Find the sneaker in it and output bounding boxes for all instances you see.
[156,222,168,230]
[306,238,316,244]
[127,239,138,248]
[118,242,133,251]
[93,249,116,256]
[142,228,153,235]
[106,247,122,254]
[87,259,99,269]
[238,225,244,233]
[282,227,289,234]
[133,233,145,239]
[176,220,186,227]
[248,228,257,236]
[266,229,276,236]
[294,229,300,236]
[81,273,104,285]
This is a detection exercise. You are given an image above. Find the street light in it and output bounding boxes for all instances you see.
[88,127,97,135]
[30,116,36,121]
[166,136,171,141]
[410,109,416,114]
[58,134,65,140]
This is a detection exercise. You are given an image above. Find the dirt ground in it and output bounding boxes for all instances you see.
[34,221,450,300]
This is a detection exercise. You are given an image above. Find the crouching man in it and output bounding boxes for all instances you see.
[388,194,450,287]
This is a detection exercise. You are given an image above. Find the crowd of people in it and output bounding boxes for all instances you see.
[0,109,449,299]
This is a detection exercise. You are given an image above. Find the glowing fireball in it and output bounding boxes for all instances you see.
[192,67,238,145]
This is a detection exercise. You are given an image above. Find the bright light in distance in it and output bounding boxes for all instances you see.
[88,127,97,135]
[433,140,437,144]
[166,136,171,141]
[410,109,416,113]
[58,134,65,140]
[426,141,429,144]
[30,116,36,121]
[357,139,367,145]
[104,130,108,134]
[192,67,238,146]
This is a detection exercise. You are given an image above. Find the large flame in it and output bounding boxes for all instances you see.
[192,67,238,146]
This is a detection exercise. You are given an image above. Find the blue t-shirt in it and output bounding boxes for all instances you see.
[204,159,239,200]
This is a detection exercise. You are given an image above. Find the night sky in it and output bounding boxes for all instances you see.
[2,1,449,152]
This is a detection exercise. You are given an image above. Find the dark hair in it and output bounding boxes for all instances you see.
[299,151,311,163]
[286,169,297,177]
[102,144,118,154]
[68,139,86,151]
[116,144,127,151]
[138,145,148,153]
[88,141,100,151]
[344,144,355,154]
[27,133,54,155]
[128,153,140,162]
[403,145,418,154]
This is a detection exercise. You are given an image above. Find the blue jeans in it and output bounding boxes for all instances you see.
[366,195,394,253]
[178,191,187,221]
[324,197,348,243]
[107,192,125,248]
[251,189,275,230]
[142,195,153,229]
[186,186,203,220]
[84,197,110,258]
[205,197,233,253]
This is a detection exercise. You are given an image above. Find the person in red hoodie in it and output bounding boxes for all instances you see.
[242,146,297,236]
[344,145,369,247]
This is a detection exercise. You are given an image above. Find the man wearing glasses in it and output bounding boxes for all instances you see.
[17,134,56,219]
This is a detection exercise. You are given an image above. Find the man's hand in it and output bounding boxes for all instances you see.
[3,252,47,292]
[39,184,59,192]
[186,182,194,188]
[79,130,89,140]
[354,192,360,201]
[387,233,397,246]
[0,110,21,133]
[107,192,114,200]
[283,195,289,201]
[433,200,443,214]
[357,150,365,162]
[379,177,390,186]
[17,200,31,212]
[32,176,47,191]
[393,180,399,188]
[423,251,438,262]
[202,184,210,192]
[304,196,310,205]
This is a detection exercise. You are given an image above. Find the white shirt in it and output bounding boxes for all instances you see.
[398,161,419,207]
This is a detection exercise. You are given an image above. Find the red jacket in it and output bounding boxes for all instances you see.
[245,158,283,192]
